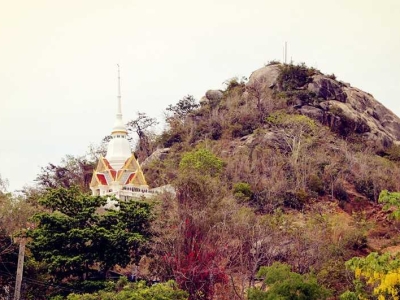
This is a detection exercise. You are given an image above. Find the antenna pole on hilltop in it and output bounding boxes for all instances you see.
[285,41,287,64]
[282,46,285,64]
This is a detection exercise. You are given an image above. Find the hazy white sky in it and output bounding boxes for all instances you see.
[1,0,399,191]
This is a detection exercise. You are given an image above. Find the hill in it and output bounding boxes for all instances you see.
[146,62,400,207]
[140,62,400,297]
[6,62,400,299]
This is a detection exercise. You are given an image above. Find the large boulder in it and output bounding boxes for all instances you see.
[247,64,280,89]
[245,64,281,107]
[205,90,223,101]
[200,90,224,106]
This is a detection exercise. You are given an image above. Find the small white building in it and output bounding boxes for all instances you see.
[90,67,156,201]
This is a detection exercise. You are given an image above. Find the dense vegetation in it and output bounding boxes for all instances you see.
[2,62,400,299]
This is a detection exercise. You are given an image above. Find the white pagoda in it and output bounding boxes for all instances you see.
[90,66,154,201]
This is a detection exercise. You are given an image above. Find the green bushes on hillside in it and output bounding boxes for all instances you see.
[66,279,188,300]
[248,262,331,300]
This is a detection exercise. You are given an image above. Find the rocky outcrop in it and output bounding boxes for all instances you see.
[341,87,400,143]
[200,90,224,105]
[307,75,347,102]
[247,64,280,88]
[245,63,400,145]
[141,148,170,168]
[232,131,291,154]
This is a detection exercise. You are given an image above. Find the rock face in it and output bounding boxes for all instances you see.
[141,148,170,168]
[246,63,400,146]
[314,82,400,145]
[299,105,325,122]
[341,87,400,143]
[308,75,347,102]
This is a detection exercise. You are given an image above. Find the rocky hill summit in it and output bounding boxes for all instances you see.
[203,63,400,147]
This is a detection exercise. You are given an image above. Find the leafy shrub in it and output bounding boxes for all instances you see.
[68,280,114,295]
[158,131,182,148]
[327,73,337,80]
[210,121,222,140]
[189,120,210,144]
[277,63,316,91]
[333,184,349,202]
[385,144,400,161]
[308,174,325,195]
[248,262,330,300]
[283,190,309,210]
[233,182,253,202]
[339,291,358,300]
[342,230,367,251]
[224,76,247,93]
[179,148,224,177]
[66,280,188,300]
[227,123,254,138]
[266,111,316,132]
[317,259,349,297]
[251,190,284,213]
[266,60,280,66]
[355,178,375,201]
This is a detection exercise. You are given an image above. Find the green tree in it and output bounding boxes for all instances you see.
[248,262,330,300]
[67,278,188,300]
[179,148,224,177]
[27,187,154,284]
[166,95,199,120]
[344,252,400,300]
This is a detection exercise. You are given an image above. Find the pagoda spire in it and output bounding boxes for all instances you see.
[117,64,122,116]
[111,64,127,135]
[90,66,152,200]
